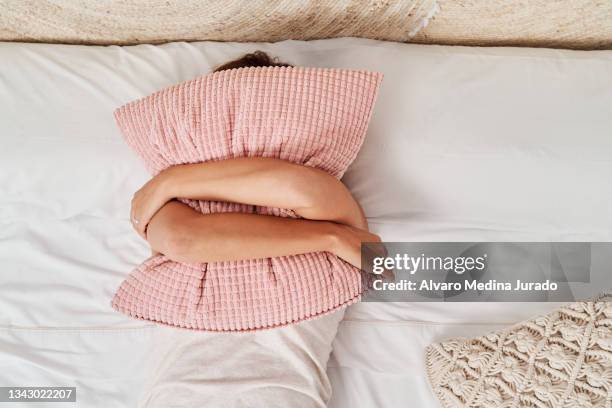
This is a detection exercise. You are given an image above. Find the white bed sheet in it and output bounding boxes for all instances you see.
[1,38,611,407]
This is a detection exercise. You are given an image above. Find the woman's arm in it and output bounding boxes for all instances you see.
[130,158,366,237]
[146,201,379,268]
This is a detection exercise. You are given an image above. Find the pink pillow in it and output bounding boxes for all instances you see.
[112,66,382,331]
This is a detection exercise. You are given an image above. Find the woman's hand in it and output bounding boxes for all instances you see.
[329,223,382,269]
[130,171,174,238]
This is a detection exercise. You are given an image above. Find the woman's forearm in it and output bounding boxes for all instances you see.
[147,200,337,263]
[146,201,378,268]
[157,158,367,229]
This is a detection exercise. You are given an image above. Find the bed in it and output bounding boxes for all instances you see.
[1,38,611,407]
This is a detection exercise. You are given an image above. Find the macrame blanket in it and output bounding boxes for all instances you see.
[426,296,612,407]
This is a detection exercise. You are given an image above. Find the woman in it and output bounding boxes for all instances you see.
[129,52,380,269]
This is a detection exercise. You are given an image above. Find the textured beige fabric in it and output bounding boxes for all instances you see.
[414,0,612,50]
[426,297,612,408]
[0,0,439,44]
[1,0,611,49]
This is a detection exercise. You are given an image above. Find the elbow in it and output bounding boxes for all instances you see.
[287,167,367,229]
[163,226,195,262]
[149,222,197,263]
[284,166,330,210]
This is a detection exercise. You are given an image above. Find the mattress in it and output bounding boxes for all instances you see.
[1,38,611,407]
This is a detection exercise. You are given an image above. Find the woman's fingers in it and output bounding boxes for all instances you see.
[130,177,172,240]
[130,196,139,232]
[330,224,383,269]
[130,189,149,239]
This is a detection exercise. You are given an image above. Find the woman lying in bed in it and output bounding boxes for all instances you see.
[129,52,380,269]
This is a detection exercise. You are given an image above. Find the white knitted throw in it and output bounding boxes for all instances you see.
[426,297,612,407]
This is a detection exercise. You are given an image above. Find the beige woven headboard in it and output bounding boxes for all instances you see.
[1,0,611,50]
[415,0,612,50]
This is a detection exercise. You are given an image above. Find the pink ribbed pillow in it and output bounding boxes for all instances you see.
[112,66,382,331]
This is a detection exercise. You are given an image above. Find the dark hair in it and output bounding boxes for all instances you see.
[214,51,293,72]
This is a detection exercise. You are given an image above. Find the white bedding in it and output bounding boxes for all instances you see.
[1,38,611,407]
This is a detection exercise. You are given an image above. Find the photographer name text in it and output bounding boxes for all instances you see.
[372,279,558,292]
